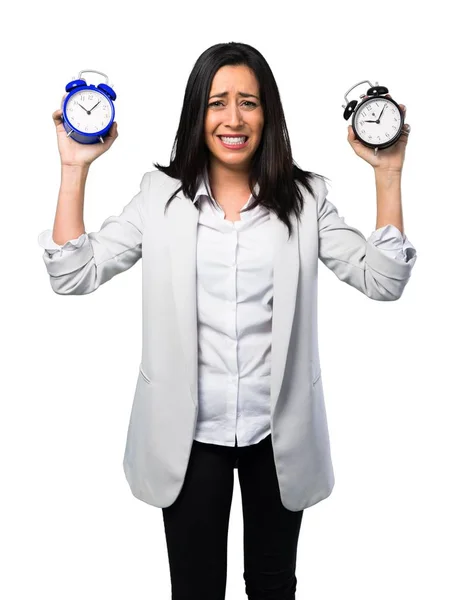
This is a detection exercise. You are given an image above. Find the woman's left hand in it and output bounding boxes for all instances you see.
[347,94,410,172]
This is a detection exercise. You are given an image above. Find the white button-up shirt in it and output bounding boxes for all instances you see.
[38,172,416,448]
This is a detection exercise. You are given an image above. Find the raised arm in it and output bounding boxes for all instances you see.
[317,177,417,301]
[38,93,149,295]
[39,171,151,294]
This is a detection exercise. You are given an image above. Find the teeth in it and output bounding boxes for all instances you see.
[220,136,247,144]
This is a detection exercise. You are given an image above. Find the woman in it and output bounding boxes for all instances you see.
[39,42,417,600]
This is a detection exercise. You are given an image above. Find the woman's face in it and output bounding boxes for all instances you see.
[204,64,264,172]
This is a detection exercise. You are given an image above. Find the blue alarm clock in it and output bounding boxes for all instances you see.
[62,69,117,144]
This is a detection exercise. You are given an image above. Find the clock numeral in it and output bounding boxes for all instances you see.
[385,133,390,138]
[361,111,367,117]
[369,135,372,139]
[88,93,93,100]
[392,125,396,129]
[367,104,372,111]
[361,129,366,134]
[85,126,89,131]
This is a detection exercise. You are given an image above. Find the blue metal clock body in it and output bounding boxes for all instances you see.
[61,70,117,145]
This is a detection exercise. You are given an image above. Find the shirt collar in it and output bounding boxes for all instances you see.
[193,168,261,221]
[193,168,213,204]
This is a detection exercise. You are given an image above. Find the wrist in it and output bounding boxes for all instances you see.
[374,167,402,176]
[61,163,90,182]
[61,162,90,172]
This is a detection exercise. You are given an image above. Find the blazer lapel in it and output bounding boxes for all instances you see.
[166,190,300,412]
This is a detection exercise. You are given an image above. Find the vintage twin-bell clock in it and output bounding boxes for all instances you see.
[62,70,116,144]
[343,80,404,155]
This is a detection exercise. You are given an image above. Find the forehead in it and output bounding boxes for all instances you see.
[210,65,259,91]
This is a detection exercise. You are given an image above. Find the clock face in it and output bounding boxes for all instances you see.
[354,98,402,145]
[65,90,112,133]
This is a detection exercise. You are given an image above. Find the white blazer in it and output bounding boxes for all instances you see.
[40,169,417,511]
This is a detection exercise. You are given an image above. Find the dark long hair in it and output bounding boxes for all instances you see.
[154,42,329,239]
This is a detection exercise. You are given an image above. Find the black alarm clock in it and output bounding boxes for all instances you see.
[343,80,404,155]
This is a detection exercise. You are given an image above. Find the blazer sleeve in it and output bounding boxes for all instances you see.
[316,177,417,301]
[367,224,416,262]
[38,171,151,295]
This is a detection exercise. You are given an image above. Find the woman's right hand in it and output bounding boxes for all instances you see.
[52,93,119,168]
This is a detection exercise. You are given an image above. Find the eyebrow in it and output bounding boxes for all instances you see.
[209,91,260,100]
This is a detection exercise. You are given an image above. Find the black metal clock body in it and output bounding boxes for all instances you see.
[343,82,404,151]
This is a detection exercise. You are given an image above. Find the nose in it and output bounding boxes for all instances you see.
[225,103,244,127]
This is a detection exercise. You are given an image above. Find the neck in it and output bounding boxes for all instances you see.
[207,160,253,195]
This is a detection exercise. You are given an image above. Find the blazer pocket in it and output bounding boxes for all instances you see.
[139,364,152,385]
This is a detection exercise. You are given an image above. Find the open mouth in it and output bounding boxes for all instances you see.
[217,135,249,148]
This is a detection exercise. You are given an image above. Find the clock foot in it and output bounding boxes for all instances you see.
[374,147,378,156]
[66,129,74,138]
[99,136,104,144]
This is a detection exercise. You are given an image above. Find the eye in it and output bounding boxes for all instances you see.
[207,100,258,108]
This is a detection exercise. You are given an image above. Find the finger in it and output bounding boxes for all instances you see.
[399,124,410,140]
[386,94,406,116]
[52,108,63,124]
[108,121,118,136]
[347,125,359,144]
[105,122,119,143]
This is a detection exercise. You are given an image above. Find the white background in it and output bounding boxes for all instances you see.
[2,1,449,598]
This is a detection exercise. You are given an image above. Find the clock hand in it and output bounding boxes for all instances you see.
[377,104,387,121]
[362,98,390,124]
[364,104,387,125]
[89,100,101,112]
[77,102,90,114]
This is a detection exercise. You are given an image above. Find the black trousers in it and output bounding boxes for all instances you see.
[162,433,304,600]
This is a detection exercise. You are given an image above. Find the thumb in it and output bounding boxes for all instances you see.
[104,122,118,145]
[347,125,359,145]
